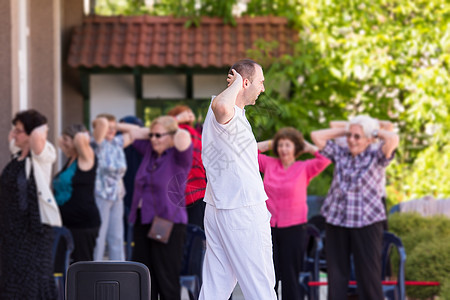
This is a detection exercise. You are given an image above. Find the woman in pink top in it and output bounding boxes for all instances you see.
[258,127,331,299]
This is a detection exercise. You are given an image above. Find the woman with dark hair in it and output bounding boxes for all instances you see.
[0,109,58,299]
[258,127,331,299]
[53,123,101,262]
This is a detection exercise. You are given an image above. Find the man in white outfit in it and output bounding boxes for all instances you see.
[199,59,277,300]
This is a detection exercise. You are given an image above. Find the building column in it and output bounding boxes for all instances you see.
[0,0,15,168]
[28,0,61,144]
[61,0,85,130]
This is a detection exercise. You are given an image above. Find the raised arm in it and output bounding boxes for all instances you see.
[173,128,192,152]
[115,122,147,148]
[329,121,347,129]
[330,120,394,131]
[211,69,243,124]
[302,140,319,154]
[8,132,20,154]
[311,128,346,150]
[73,132,94,171]
[117,122,150,143]
[378,130,399,158]
[92,117,108,144]
[29,124,49,156]
[379,120,394,132]
[257,139,273,153]
[174,110,195,125]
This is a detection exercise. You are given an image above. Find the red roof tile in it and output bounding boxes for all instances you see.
[68,16,299,68]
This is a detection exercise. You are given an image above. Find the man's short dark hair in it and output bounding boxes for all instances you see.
[229,59,260,82]
[12,109,47,135]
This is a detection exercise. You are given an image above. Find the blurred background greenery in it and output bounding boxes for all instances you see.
[94,0,450,207]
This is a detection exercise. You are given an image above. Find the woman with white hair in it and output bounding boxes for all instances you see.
[311,115,399,300]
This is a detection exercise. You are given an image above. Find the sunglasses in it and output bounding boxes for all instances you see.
[148,132,174,139]
[345,132,362,140]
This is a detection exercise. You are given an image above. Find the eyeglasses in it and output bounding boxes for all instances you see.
[345,132,362,140]
[148,132,174,139]
[12,128,26,135]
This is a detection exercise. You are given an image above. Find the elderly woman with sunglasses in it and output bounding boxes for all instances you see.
[311,115,399,300]
[127,116,192,300]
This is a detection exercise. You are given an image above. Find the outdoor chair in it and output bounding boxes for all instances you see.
[307,215,327,272]
[125,221,134,260]
[381,232,406,300]
[52,226,74,300]
[180,224,206,300]
[66,261,150,300]
[306,196,326,220]
[347,231,406,300]
[299,223,324,300]
[389,204,400,214]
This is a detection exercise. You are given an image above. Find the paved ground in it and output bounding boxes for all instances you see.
[181,284,244,300]
[182,276,329,299]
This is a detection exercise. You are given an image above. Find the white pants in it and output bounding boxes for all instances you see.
[199,202,277,300]
[94,198,125,261]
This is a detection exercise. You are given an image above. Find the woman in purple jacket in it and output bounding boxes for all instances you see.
[128,116,192,300]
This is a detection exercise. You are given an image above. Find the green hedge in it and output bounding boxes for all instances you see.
[441,280,450,300]
[388,213,450,299]
[406,238,450,298]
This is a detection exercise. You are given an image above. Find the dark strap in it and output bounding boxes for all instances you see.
[16,160,29,211]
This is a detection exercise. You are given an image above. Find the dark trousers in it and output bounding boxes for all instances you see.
[132,213,186,300]
[187,198,206,230]
[69,227,99,263]
[272,224,307,300]
[325,222,384,300]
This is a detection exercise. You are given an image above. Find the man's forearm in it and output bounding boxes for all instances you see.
[212,87,239,124]
[212,70,242,124]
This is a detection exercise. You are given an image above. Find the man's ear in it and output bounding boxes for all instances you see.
[243,78,250,88]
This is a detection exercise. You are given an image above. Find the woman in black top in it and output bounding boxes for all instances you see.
[0,109,57,299]
[53,124,100,262]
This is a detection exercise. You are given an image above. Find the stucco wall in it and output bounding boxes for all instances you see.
[143,75,186,99]
[193,74,226,98]
[90,75,136,123]
[88,74,226,125]
[28,0,60,144]
[0,0,13,169]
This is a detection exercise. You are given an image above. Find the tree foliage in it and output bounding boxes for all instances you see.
[247,0,450,203]
[95,0,450,202]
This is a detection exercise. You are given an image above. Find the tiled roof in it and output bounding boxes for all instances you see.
[68,15,299,68]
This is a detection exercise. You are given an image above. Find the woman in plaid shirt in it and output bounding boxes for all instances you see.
[311,115,399,300]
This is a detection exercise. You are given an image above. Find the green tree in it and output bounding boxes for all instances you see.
[247,0,450,203]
